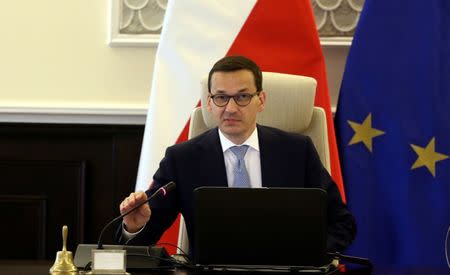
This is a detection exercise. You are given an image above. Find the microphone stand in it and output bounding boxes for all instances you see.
[327,252,373,270]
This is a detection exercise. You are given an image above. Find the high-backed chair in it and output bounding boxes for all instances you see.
[177,72,330,254]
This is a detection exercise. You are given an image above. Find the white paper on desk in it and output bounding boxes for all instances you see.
[92,249,126,272]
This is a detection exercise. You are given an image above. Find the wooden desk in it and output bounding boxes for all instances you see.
[0,260,53,275]
[0,260,448,275]
[0,260,186,275]
[0,260,341,275]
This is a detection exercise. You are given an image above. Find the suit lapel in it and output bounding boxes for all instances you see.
[196,128,228,187]
[258,125,284,188]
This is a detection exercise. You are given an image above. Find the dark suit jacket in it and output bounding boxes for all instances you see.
[117,125,356,253]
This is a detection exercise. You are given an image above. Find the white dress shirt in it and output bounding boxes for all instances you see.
[219,127,262,188]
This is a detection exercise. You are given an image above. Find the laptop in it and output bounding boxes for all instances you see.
[193,187,328,268]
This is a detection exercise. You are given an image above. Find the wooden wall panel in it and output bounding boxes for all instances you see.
[0,195,46,259]
[0,123,144,260]
[0,160,85,259]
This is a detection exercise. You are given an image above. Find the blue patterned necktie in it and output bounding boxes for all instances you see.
[230,145,250,188]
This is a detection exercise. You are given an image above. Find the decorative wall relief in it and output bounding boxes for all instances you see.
[109,0,167,46]
[109,0,363,47]
[312,0,364,36]
[120,0,167,35]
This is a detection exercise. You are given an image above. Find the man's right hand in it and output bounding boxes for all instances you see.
[120,192,151,233]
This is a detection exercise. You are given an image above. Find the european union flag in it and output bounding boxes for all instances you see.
[335,0,450,268]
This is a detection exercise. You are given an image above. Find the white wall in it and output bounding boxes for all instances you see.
[0,0,349,123]
[0,1,154,110]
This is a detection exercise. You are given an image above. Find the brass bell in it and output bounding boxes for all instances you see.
[49,225,77,274]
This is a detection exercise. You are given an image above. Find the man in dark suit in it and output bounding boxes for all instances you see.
[118,56,356,254]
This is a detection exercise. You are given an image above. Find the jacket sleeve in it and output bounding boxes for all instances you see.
[115,146,180,246]
[304,137,357,252]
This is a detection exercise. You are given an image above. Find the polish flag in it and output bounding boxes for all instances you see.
[136,0,345,254]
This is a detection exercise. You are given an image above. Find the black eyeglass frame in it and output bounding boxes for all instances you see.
[209,91,262,107]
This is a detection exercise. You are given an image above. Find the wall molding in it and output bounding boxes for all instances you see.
[0,104,148,125]
[320,37,353,47]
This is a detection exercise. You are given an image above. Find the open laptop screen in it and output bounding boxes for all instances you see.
[193,187,327,267]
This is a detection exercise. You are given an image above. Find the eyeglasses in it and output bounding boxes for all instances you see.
[209,92,261,107]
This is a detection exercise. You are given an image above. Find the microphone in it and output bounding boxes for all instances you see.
[97,181,176,249]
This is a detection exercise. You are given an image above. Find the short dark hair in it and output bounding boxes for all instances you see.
[208,56,263,93]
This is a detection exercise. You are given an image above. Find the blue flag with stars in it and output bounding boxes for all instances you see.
[335,0,450,267]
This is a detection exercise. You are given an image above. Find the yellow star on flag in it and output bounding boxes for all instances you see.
[410,137,449,177]
[347,113,385,152]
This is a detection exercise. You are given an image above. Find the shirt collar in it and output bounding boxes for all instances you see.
[218,127,260,152]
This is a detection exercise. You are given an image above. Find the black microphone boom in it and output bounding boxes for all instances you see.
[97,181,176,249]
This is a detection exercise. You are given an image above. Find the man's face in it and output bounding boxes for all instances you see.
[207,69,266,144]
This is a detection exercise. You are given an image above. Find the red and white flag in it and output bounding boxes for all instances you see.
[136,0,345,253]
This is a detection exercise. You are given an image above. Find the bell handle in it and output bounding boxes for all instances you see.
[62,225,68,251]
